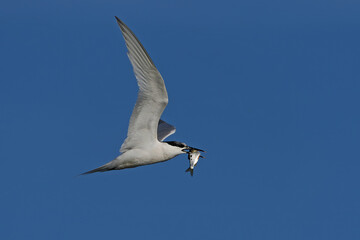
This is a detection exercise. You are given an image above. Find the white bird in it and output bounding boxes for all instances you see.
[82,17,204,175]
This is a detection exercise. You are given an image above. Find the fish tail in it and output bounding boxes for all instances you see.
[185,167,194,177]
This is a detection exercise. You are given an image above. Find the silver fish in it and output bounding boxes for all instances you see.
[186,149,204,176]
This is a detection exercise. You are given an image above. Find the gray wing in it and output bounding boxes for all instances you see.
[115,17,168,152]
[157,119,176,141]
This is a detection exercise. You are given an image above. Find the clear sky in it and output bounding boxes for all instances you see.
[1,0,360,239]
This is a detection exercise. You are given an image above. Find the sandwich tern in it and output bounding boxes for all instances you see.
[82,17,204,175]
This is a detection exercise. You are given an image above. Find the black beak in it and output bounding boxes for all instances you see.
[189,147,205,152]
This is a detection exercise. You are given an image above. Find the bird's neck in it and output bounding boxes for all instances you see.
[160,142,185,160]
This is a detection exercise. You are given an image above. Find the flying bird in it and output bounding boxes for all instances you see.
[82,17,204,175]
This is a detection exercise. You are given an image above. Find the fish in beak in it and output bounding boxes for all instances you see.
[185,149,205,176]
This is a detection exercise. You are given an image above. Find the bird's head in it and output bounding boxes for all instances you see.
[165,141,188,152]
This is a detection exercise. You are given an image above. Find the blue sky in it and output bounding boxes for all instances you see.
[1,0,360,239]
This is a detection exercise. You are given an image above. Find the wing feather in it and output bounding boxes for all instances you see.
[115,17,168,152]
[157,119,176,141]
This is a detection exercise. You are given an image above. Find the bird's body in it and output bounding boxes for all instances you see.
[82,17,204,175]
[84,141,184,174]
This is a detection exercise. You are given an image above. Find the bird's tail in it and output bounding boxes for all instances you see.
[81,162,115,175]
[185,167,194,177]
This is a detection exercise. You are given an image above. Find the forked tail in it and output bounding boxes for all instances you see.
[185,167,194,177]
[81,162,115,175]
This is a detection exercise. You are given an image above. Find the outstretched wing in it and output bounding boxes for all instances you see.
[115,17,168,152]
[157,119,176,141]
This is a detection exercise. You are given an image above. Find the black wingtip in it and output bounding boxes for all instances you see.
[114,16,124,25]
[114,16,121,25]
[114,16,127,32]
